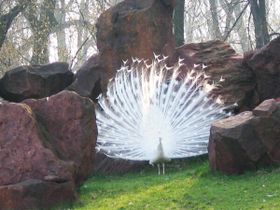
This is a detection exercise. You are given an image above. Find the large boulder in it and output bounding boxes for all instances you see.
[96,0,176,91]
[82,0,176,173]
[0,179,76,210]
[68,55,105,101]
[246,36,280,102]
[0,102,74,186]
[0,91,97,209]
[208,99,280,174]
[0,62,74,102]
[169,40,256,110]
[24,91,97,185]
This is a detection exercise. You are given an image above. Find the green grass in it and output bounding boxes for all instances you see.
[55,158,280,210]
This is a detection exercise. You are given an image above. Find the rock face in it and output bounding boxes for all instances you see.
[0,102,74,186]
[90,0,176,173]
[24,91,97,185]
[0,91,97,209]
[95,0,175,91]
[208,99,280,174]
[68,0,176,100]
[0,62,74,102]
[247,36,280,102]
[0,179,76,210]
[169,40,256,110]
[68,55,104,101]
[252,98,277,116]
[170,37,280,111]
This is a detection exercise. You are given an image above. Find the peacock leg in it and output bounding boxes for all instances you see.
[162,163,165,175]
[157,164,161,175]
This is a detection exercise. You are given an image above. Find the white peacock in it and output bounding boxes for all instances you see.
[95,55,230,175]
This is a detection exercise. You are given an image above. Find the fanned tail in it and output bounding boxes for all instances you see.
[96,56,230,161]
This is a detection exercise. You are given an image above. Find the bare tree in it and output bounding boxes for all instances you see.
[0,2,27,49]
[174,0,185,46]
[209,0,223,39]
[55,0,69,61]
[0,0,279,74]
[249,0,269,48]
[232,0,251,51]
[25,0,57,64]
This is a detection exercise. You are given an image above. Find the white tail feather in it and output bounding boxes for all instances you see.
[96,56,229,162]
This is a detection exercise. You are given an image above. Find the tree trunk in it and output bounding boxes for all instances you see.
[233,1,251,51]
[250,0,269,48]
[0,5,24,49]
[26,0,57,64]
[56,0,68,62]
[219,0,234,40]
[31,29,50,64]
[173,0,185,46]
[220,0,251,52]
[209,0,222,40]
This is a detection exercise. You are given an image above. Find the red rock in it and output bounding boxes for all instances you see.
[90,0,176,173]
[0,102,74,186]
[209,99,280,175]
[169,40,256,110]
[24,91,97,185]
[247,36,280,102]
[69,0,176,99]
[209,112,260,174]
[0,91,97,209]
[0,179,76,210]
[253,99,277,117]
[96,0,175,90]
[68,55,105,101]
[0,62,73,102]
[253,116,280,162]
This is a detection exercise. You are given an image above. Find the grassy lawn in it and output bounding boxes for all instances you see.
[55,158,280,210]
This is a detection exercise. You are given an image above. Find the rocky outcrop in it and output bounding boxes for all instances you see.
[246,36,280,102]
[169,40,256,110]
[24,91,97,185]
[68,0,177,100]
[95,0,175,92]
[252,98,277,116]
[0,102,74,186]
[0,179,76,210]
[87,0,176,173]
[0,62,74,102]
[208,99,280,174]
[0,91,97,209]
[68,55,104,101]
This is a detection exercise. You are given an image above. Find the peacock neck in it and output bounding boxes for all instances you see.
[157,138,165,156]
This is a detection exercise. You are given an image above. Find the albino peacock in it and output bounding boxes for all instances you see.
[95,55,230,175]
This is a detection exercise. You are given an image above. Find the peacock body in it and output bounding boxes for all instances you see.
[95,56,229,173]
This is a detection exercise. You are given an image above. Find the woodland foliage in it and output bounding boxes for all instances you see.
[0,0,279,76]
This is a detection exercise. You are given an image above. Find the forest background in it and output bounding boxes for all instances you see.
[0,0,279,76]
